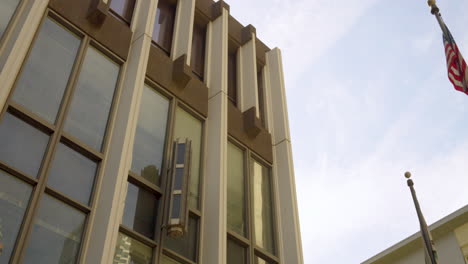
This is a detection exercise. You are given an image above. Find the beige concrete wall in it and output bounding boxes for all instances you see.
[84,0,160,262]
[367,232,466,264]
[202,6,229,264]
[265,48,304,264]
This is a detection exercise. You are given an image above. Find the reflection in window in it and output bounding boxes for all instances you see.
[0,171,32,263]
[132,85,169,185]
[161,254,181,264]
[256,256,271,264]
[113,233,152,264]
[173,107,202,209]
[122,182,158,239]
[252,161,275,255]
[64,46,120,151]
[0,0,21,39]
[257,69,266,126]
[153,0,176,54]
[227,48,237,105]
[109,0,136,23]
[227,239,247,264]
[47,143,98,205]
[13,18,81,124]
[23,195,85,264]
[0,113,49,177]
[164,216,198,262]
[191,22,206,80]
[227,143,246,236]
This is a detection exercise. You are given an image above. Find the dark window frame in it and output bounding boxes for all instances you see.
[228,39,239,106]
[226,137,279,264]
[190,14,208,81]
[0,9,124,264]
[114,78,206,264]
[152,0,177,56]
[108,0,137,25]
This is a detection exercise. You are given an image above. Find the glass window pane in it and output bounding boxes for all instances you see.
[0,0,20,39]
[173,107,202,209]
[13,18,81,124]
[227,143,246,236]
[132,86,169,185]
[256,256,272,264]
[64,47,120,151]
[47,143,98,205]
[170,194,181,218]
[122,182,158,239]
[110,0,136,23]
[164,216,198,261]
[190,22,206,79]
[252,161,276,255]
[0,113,49,177]
[23,195,86,264]
[227,239,247,264]
[0,171,32,263]
[113,233,152,264]
[160,254,181,264]
[153,0,176,53]
[227,49,237,105]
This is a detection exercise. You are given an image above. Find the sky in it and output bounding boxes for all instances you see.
[230,0,468,263]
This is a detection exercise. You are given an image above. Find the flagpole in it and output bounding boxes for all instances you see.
[427,1,448,38]
[404,172,438,264]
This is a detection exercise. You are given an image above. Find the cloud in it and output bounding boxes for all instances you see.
[229,0,382,87]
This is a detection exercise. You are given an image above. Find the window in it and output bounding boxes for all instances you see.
[227,141,278,264]
[153,0,176,54]
[228,41,238,105]
[113,84,205,264]
[109,0,136,24]
[191,19,206,80]
[0,0,21,40]
[0,15,122,263]
[257,67,266,127]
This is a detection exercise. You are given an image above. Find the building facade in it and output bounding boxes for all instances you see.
[362,205,468,264]
[0,0,303,264]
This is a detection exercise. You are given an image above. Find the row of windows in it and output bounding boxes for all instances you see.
[0,11,207,264]
[0,14,121,263]
[227,142,278,264]
[0,3,278,264]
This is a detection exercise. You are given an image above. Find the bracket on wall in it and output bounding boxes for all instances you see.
[241,24,256,45]
[211,0,230,20]
[243,106,262,138]
[172,55,192,89]
[87,0,109,25]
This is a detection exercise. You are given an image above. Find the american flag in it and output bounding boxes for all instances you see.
[441,23,468,94]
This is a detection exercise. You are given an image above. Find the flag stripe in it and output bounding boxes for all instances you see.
[442,23,468,94]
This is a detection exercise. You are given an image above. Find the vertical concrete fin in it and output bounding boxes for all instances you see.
[84,0,159,263]
[266,48,304,264]
[171,0,196,64]
[202,6,229,264]
[238,27,259,118]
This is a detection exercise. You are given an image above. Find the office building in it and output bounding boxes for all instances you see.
[0,0,303,263]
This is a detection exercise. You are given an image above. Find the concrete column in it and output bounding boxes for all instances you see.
[83,0,159,263]
[238,29,259,117]
[265,48,304,264]
[171,0,195,63]
[202,5,229,264]
[0,0,49,112]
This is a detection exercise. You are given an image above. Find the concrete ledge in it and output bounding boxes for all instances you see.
[87,0,109,25]
[172,54,192,89]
